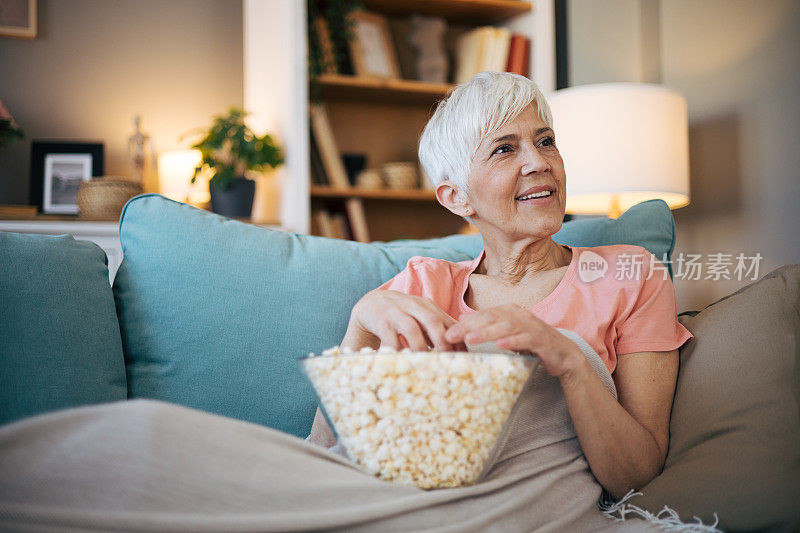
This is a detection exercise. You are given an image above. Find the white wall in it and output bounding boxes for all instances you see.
[569,0,646,85]
[0,0,243,201]
[244,0,308,231]
[568,0,800,311]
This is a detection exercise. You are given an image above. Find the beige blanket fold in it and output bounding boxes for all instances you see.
[0,331,664,532]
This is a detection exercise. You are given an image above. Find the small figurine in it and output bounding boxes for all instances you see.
[127,115,156,183]
[408,15,449,84]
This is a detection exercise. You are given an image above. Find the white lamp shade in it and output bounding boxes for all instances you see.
[547,83,690,215]
[157,149,210,204]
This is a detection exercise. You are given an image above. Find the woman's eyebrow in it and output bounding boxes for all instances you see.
[489,128,554,146]
[490,133,518,145]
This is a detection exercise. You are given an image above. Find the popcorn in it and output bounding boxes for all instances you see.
[300,346,534,489]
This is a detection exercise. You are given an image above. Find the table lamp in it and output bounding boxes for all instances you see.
[547,83,690,218]
[157,149,210,205]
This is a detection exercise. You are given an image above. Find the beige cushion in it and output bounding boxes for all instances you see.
[632,265,800,530]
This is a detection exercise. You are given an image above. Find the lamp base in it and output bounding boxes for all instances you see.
[608,195,622,219]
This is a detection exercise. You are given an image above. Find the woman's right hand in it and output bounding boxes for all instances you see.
[309,289,464,447]
[342,289,467,352]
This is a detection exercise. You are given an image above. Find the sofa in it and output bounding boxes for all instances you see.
[1,194,798,531]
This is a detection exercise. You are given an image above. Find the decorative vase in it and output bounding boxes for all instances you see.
[209,177,255,218]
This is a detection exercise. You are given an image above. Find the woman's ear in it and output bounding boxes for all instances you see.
[435,179,475,218]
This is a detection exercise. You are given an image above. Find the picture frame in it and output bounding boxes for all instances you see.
[0,0,37,39]
[347,10,401,80]
[30,141,104,214]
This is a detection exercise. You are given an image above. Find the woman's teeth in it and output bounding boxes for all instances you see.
[517,190,552,201]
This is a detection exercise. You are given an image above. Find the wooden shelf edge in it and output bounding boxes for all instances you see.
[311,185,437,201]
[0,214,118,222]
[360,0,533,23]
[313,74,454,104]
[317,74,453,94]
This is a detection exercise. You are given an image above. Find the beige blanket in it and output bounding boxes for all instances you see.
[0,331,663,532]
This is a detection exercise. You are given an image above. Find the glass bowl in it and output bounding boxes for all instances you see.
[299,349,538,489]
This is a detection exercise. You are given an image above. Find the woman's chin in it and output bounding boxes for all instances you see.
[523,210,565,234]
[515,198,565,220]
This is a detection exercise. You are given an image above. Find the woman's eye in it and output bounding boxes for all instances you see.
[492,144,512,155]
[538,136,556,147]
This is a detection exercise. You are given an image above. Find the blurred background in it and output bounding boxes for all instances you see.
[1,0,798,312]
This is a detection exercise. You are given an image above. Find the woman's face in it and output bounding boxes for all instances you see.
[463,104,567,239]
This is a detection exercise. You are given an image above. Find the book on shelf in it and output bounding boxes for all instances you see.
[455,26,528,83]
[330,212,349,240]
[309,103,351,189]
[309,134,329,186]
[506,33,530,77]
[313,205,355,240]
[490,27,512,73]
[313,208,336,238]
[344,197,370,243]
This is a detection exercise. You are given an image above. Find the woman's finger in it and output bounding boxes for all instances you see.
[463,319,516,344]
[495,332,536,355]
[419,320,452,351]
[445,310,504,343]
[414,297,459,327]
[405,302,459,351]
[392,313,430,351]
[375,322,402,350]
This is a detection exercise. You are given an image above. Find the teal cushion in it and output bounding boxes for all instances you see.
[115,195,677,437]
[114,195,472,438]
[0,232,127,425]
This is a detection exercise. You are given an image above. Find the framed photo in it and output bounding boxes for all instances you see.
[0,0,36,39]
[347,10,400,79]
[30,141,104,214]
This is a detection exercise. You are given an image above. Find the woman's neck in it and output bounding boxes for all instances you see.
[478,237,571,285]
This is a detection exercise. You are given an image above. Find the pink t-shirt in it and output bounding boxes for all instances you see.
[378,244,693,374]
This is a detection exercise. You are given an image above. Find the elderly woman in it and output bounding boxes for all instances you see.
[309,71,692,501]
[0,73,695,533]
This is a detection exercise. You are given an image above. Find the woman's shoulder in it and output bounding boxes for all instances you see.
[574,244,662,271]
[575,244,653,259]
[572,244,669,289]
[391,254,476,289]
[379,255,471,301]
[402,254,477,273]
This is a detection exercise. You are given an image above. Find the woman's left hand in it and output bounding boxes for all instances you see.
[444,304,585,378]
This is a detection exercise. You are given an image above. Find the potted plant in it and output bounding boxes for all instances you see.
[307,0,362,101]
[0,99,25,148]
[187,108,284,218]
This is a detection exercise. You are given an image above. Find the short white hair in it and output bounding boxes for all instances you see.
[418,71,553,192]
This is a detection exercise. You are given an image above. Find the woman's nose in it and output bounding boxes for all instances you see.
[520,143,550,175]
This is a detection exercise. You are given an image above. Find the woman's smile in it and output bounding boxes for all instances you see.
[516,192,556,206]
[515,184,556,206]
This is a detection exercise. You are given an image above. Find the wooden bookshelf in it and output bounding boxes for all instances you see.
[311,185,437,201]
[242,0,553,235]
[300,0,552,241]
[315,74,454,104]
[361,0,533,24]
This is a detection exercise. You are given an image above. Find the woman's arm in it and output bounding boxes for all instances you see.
[559,348,677,498]
[444,304,678,499]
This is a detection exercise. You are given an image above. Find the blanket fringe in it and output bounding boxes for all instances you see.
[599,490,723,532]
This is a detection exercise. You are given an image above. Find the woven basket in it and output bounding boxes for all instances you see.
[381,162,418,190]
[356,168,385,189]
[77,177,143,220]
